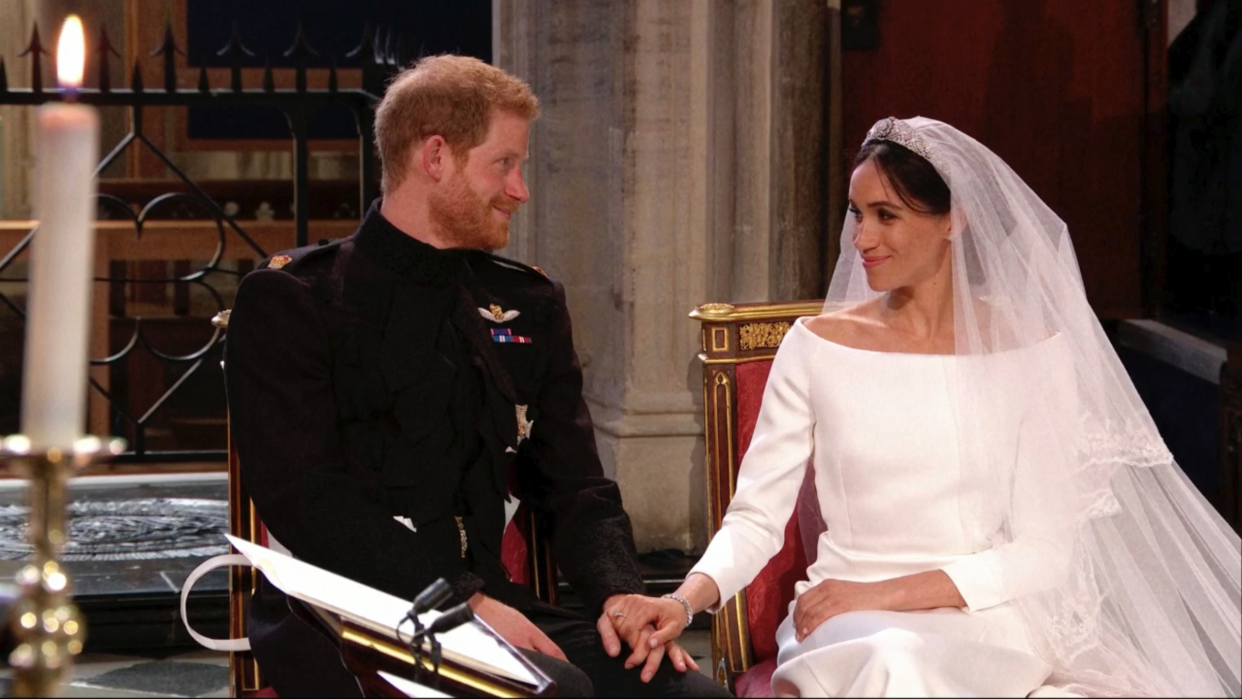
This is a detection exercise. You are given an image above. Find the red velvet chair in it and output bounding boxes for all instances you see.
[691,301,823,697]
[213,310,558,698]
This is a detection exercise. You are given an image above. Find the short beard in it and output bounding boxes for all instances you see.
[429,171,512,251]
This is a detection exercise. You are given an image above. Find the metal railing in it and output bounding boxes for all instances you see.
[0,20,399,462]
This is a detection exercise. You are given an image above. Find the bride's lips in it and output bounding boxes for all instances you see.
[861,255,890,269]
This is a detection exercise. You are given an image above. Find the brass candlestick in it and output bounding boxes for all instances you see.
[1,435,124,697]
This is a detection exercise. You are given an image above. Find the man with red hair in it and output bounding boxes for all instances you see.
[226,55,729,698]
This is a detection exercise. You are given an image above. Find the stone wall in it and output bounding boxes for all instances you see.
[495,0,839,551]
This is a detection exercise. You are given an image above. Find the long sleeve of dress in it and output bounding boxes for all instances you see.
[690,330,816,611]
[940,337,1078,612]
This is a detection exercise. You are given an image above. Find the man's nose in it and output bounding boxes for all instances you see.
[507,168,530,203]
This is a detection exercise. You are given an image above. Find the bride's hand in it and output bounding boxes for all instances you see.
[792,578,889,642]
[598,594,688,659]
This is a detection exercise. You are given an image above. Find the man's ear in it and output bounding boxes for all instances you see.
[421,135,450,182]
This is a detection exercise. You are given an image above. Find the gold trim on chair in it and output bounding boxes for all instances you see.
[739,322,792,351]
[690,301,822,323]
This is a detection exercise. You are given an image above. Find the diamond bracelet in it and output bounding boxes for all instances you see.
[661,592,693,629]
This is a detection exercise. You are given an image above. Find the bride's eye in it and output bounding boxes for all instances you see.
[848,205,862,221]
[878,209,896,221]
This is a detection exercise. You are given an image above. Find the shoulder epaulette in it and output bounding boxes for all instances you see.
[261,238,342,274]
[479,251,552,282]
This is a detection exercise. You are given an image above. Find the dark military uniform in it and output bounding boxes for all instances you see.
[226,204,728,698]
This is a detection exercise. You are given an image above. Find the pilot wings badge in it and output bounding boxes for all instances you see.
[479,303,520,323]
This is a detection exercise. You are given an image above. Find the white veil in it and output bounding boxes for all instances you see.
[825,117,1241,697]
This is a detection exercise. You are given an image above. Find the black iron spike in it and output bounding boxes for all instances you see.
[150,20,187,57]
[130,60,144,93]
[345,21,374,62]
[96,25,122,92]
[217,24,254,93]
[372,25,388,65]
[383,28,396,67]
[151,20,186,92]
[392,34,406,69]
[282,22,320,61]
[328,54,338,93]
[358,23,387,96]
[261,57,274,92]
[197,65,209,92]
[283,22,319,93]
[18,22,48,93]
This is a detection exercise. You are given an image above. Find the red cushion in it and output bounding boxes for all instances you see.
[243,687,279,698]
[502,504,529,585]
[735,361,775,456]
[734,658,778,698]
[745,514,806,661]
[735,360,807,663]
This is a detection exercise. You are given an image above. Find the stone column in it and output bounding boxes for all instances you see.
[495,0,836,552]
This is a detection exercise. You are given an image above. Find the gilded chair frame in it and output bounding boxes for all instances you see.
[691,300,823,691]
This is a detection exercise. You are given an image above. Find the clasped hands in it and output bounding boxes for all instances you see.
[474,576,909,682]
[469,592,697,684]
[597,594,698,683]
[598,577,889,671]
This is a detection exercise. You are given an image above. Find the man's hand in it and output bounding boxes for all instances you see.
[469,593,567,661]
[596,594,698,682]
[791,578,889,642]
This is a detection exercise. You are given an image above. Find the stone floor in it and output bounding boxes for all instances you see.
[0,650,230,698]
[0,630,713,697]
[0,474,231,654]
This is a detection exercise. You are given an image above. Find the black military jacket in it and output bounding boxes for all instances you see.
[225,204,644,635]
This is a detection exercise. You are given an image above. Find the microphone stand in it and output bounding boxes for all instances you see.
[398,579,474,689]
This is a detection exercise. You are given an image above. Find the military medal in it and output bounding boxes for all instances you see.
[267,254,292,270]
[491,328,532,344]
[515,404,534,443]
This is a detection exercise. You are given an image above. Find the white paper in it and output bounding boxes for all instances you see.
[377,671,452,698]
[226,535,535,685]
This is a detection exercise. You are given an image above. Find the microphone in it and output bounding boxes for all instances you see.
[421,601,474,637]
[412,579,452,616]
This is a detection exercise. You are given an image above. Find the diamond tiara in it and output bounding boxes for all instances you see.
[862,117,936,165]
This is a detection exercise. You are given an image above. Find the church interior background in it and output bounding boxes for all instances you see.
[0,0,1236,695]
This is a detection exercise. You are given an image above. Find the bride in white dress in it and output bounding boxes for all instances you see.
[602,118,1241,697]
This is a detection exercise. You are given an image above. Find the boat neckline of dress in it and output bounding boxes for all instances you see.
[791,316,1060,357]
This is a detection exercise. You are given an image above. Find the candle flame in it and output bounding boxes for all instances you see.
[56,15,86,89]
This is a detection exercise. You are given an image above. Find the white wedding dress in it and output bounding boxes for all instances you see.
[692,317,1080,697]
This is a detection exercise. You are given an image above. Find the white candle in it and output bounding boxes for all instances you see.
[20,15,99,450]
